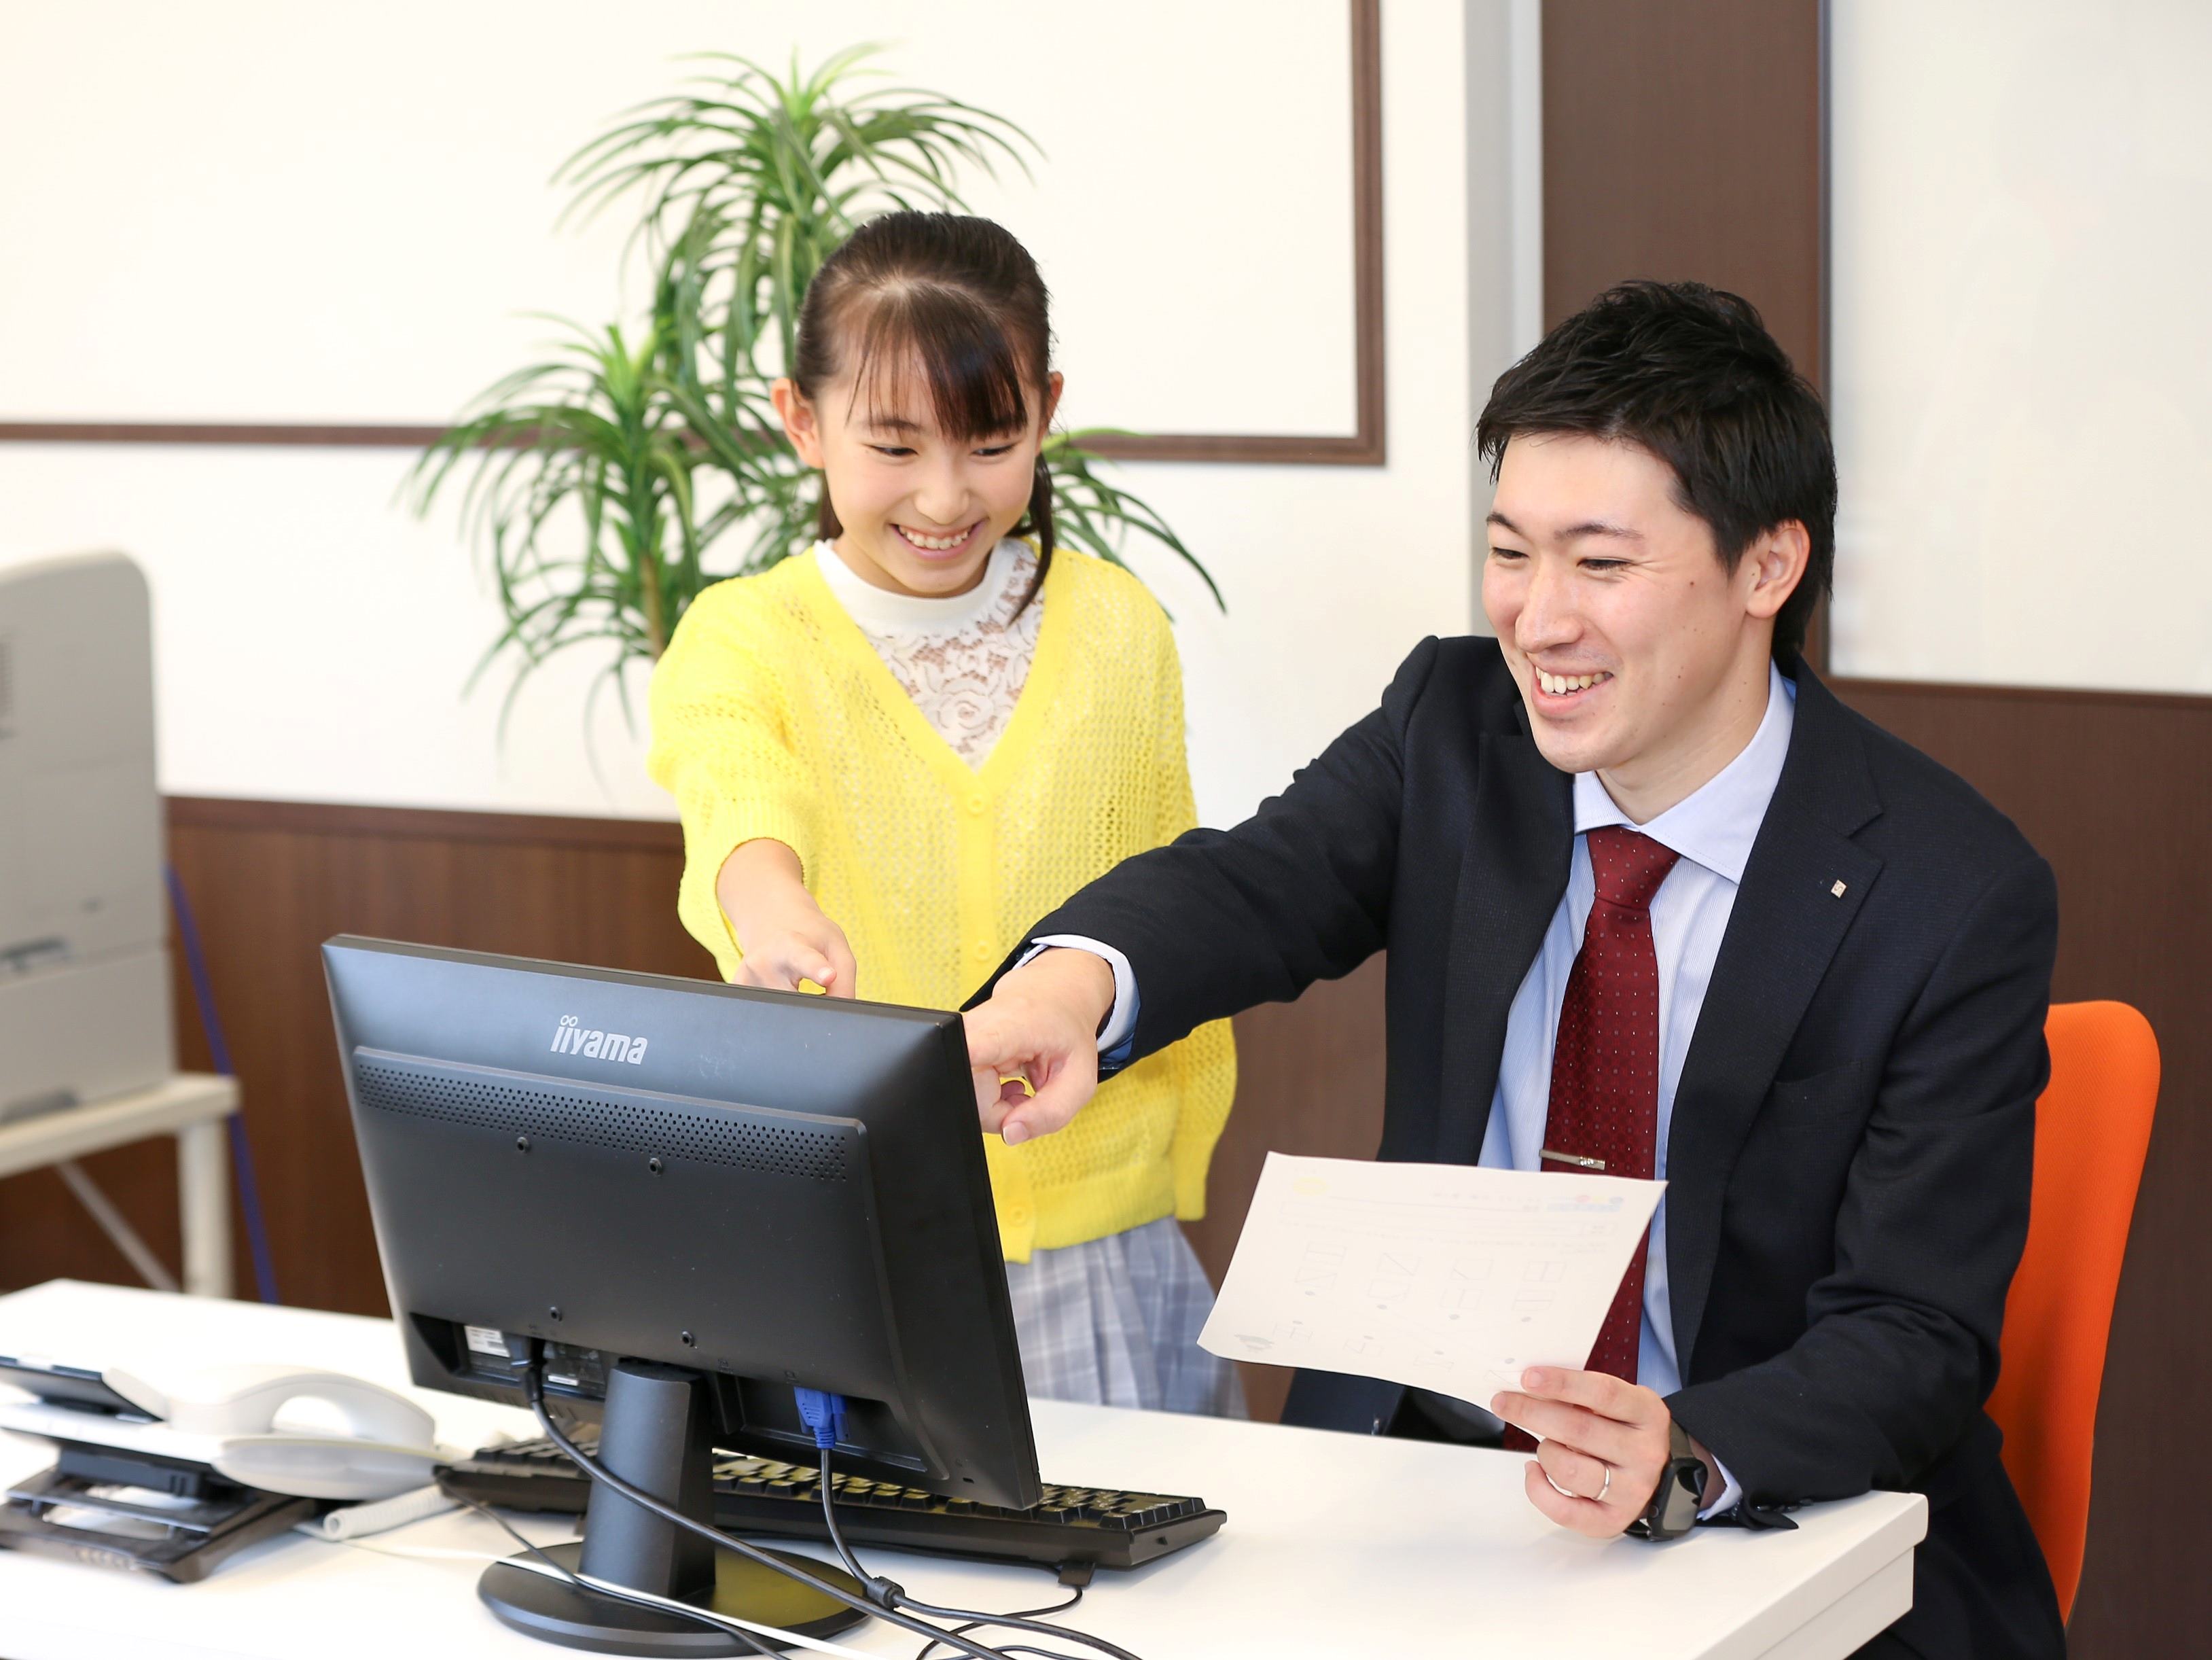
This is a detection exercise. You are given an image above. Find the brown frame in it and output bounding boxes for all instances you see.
[0,1,1384,467]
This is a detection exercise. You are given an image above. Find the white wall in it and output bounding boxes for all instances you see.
[0,1,1518,827]
[0,1,1358,440]
[1830,0,2212,694]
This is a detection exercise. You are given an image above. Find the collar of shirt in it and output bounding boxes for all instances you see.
[1569,660,1797,883]
[811,537,1029,637]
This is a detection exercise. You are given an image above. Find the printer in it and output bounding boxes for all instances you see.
[0,550,173,1122]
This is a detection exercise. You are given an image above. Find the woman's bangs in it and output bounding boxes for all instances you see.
[846,287,1038,441]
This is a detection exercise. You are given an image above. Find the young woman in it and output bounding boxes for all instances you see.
[647,211,1240,1416]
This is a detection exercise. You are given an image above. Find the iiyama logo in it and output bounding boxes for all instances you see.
[550,1014,648,1064]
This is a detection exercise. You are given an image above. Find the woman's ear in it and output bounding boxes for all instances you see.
[1039,370,1065,432]
[771,378,827,468]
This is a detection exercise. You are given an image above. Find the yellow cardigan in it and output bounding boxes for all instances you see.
[645,546,1236,1262]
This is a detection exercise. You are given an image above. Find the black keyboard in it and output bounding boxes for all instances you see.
[437,1435,1226,1572]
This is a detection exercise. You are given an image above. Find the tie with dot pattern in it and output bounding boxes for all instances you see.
[1503,825,1679,1452]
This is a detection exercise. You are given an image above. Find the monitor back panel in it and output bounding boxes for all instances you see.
[326,937,1037,1508]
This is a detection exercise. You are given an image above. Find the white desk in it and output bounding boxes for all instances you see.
[0,1282,1925,1659]
[0,1077,237,1299]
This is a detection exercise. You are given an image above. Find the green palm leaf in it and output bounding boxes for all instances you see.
[416,44,1221,724]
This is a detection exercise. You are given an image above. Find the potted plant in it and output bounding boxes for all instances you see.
[414,48,1219,719]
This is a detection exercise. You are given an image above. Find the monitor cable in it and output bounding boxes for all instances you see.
[522,1354,1020,1660]
[454,1494,784,1659]
[796,1390,1144,1660]
[910,1564,1090,1660]
[314,1495,840,1660]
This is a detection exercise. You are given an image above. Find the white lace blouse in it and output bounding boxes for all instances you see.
[810,538,1043,769]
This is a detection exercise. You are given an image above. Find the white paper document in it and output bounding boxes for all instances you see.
[1199,1152,1666,1405]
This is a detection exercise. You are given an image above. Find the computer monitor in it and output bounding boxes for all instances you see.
[325,936,1037,1653]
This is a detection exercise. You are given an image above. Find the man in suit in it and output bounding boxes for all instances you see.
[965,281,2065,1657]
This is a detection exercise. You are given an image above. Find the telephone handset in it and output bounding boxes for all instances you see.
[0,1354,443,1500]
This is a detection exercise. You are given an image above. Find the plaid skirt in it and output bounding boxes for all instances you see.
[1002,1216,1246,1418]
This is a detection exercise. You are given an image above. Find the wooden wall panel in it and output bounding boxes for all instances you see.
[0,1138,185,1298]
[1541,0,1825,381]
[1835,682,2212,1656]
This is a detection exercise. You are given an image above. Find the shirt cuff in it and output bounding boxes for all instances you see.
[1697,1457,1744,1521]
[1020,936,1139,1056]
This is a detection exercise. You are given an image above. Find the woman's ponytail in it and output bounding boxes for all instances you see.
[1016,451,1054,615]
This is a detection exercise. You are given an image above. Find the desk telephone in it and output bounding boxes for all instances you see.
[0,1352,444,1580]
[0,1353,442,1499]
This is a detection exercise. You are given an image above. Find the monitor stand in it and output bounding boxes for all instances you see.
[480,1358,868,1655]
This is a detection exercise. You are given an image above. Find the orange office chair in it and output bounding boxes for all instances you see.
[1986,1000,2159,1623]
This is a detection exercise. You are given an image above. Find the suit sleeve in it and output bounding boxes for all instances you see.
[1667,851,2059,1506]
[973,635,1442,1062]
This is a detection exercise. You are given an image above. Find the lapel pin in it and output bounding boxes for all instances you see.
[1831,880,1849,898]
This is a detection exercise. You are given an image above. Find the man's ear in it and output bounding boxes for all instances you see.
[1742,520,1811,622]
[771,378,826,468]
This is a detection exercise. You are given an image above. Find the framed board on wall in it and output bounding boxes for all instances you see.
[0,0,1382,465]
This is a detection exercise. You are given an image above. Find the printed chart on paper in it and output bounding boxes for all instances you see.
[1200,1152,1666,1406]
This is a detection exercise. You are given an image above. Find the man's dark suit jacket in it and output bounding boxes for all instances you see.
[999,638,2065,1659]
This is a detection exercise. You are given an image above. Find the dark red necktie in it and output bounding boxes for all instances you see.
[1504,825,1678,1451]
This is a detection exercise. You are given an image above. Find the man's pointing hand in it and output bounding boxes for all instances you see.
[964,948,1117,1145]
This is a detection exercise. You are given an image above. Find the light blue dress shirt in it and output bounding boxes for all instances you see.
[1479,662,1796,1407]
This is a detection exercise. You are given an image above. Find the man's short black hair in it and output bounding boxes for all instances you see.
[1476,281,1836,662]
